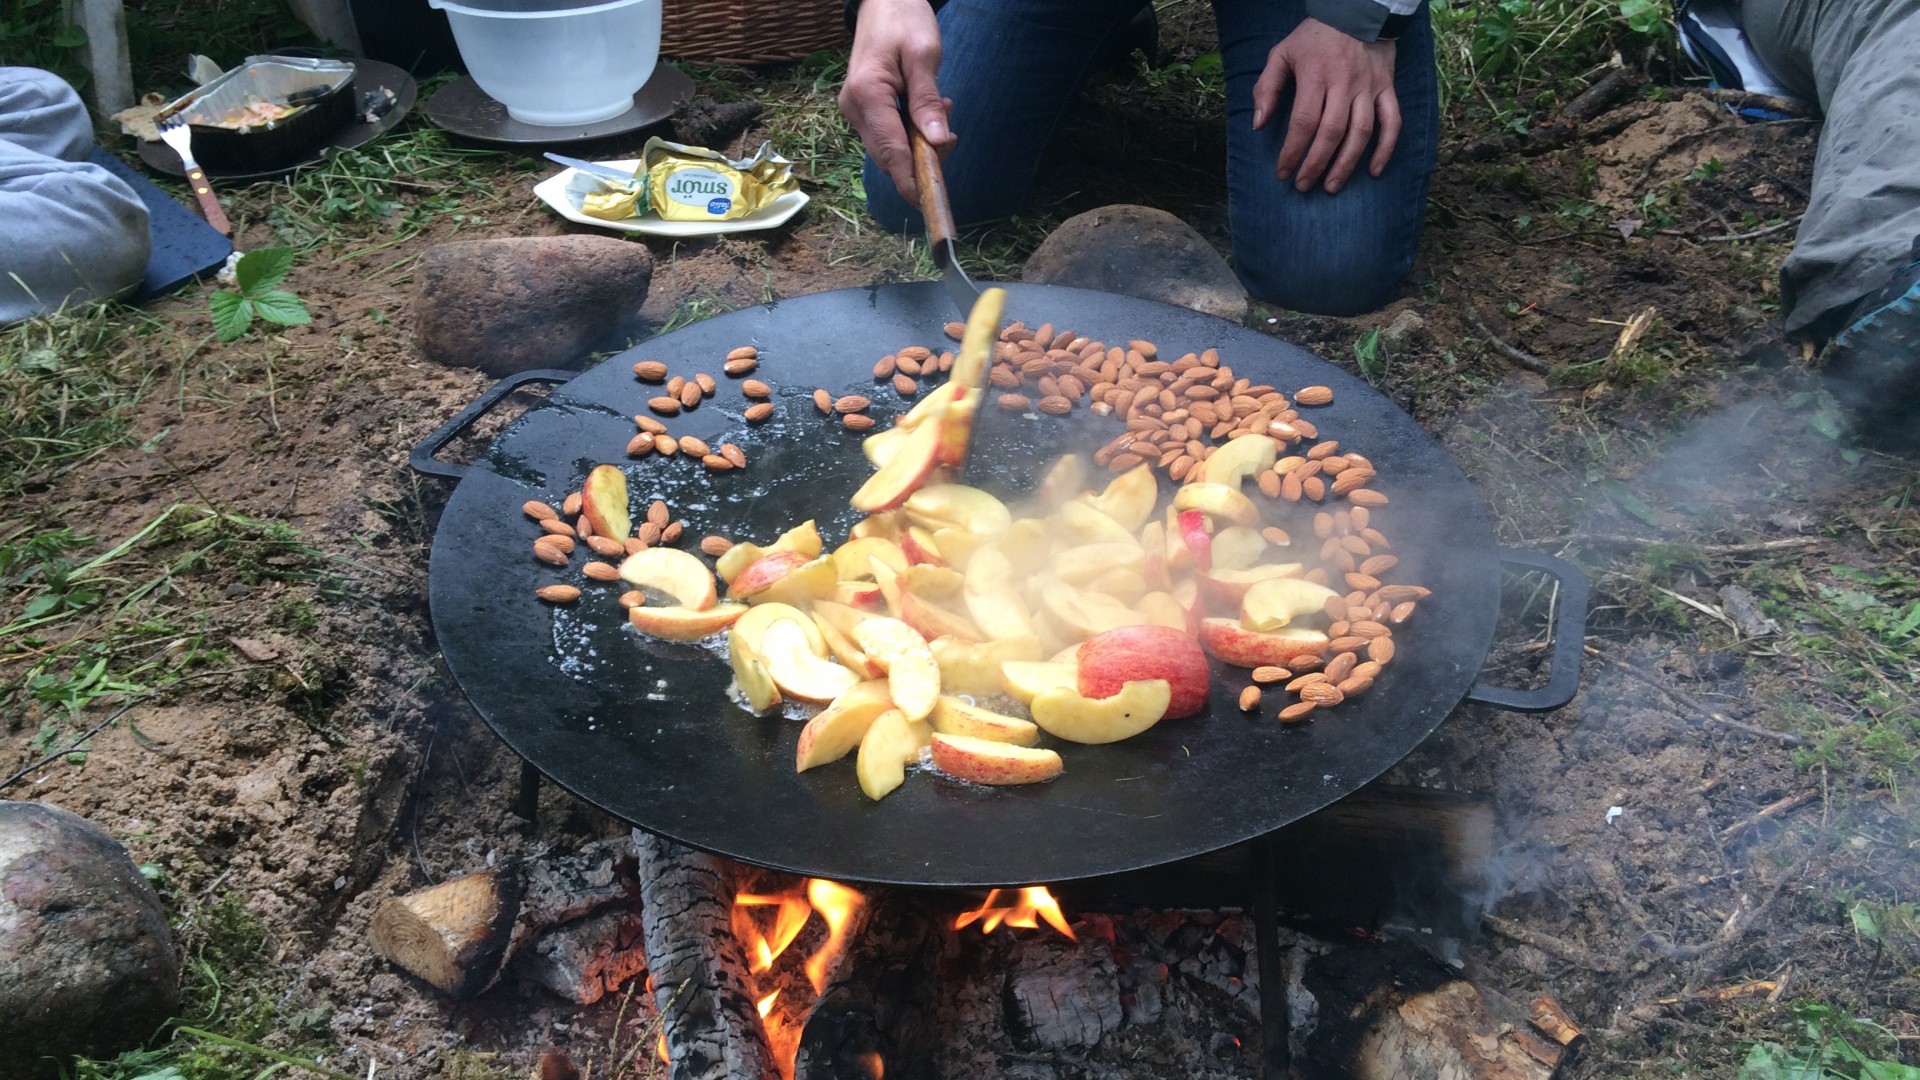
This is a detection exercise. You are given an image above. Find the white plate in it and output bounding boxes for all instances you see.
[533,159,810,237]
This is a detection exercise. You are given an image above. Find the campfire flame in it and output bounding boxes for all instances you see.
[724,877,869,1078]
[953,886,1076,939]
[804,878,863,993]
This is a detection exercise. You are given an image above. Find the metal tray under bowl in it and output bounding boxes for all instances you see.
[164,56,357,172]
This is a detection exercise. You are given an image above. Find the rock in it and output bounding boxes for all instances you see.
[0,802,179,1079]
[1022,205,1246,321]
[414,236,653,377]
[669,98,765,150]
[1381,308,1428,349]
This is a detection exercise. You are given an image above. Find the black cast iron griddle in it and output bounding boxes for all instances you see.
[416,283,1585,888]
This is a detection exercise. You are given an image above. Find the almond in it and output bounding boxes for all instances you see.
[1303,476,1327,501]
[1368,637,1397,663]
[726,345,758,362]
[695,373,717,396]
[648,396,682,416]
[1037,395,1072,415]
[678,436,709,457]
[1324,651,1360,684]
[998,393,1032,412]
[679,382,703,409]
[618,590,645,608]
[1344,573,1382,592]
[1299,682,1345,706]
[813,389,833,414]
[1239,686,1262,711]
[1390,600,1417,624]
[842,413,875,432]
[702,453,731,470]
[632,360,668,382]
[523,500,559,522]
[1109,451,1145,470]
[1360,555,1399,576]
[582,561,621,582]
[989,366,1021,388]
[576,516,593,539]
[1295,386,1334,406]
[720,443,746,468]
[667,375,686,397]
[700,535,733,556]
[533,543,569,567]
[1336,676,1375,697]
[654,434,679,456]
[1278,701,1317,722]
[661,522,684,544]
[724,356,759,377]
[873,355,897,379]
[635,415,668,435]
[834,394,871,414]
[745,402,775,423]
[647,500,669,528]
[1127,339,1156,358]
[1346,487,1389,507]
[937,351,954,372]
[1262,526,1292,546]
[944,321,966,340]
[897,354,922,376]
[587,535,626,558]
[1294,419,1320,440]
[626,433,654,457]
[1341,535,1372,556]
[1252,665,1290,685]
[535,584,581,602]
[742,379,772,400]
[893,373,918,396]
[1332,469,1375,495]
[1281,471,1304,501]
[563,492,584,517]
[540,518,574,537]
[637,521,664,546]
[624,537,647,555]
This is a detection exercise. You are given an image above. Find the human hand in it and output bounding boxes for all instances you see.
[1251,18,1400,194]
[838,0,952,204]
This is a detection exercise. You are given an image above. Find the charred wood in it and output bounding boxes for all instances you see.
[633,829,778,1080]
[795,894,940,1080]
[1004,932,1124,1050]
[515,906,650,1005]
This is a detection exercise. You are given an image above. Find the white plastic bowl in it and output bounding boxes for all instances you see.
[429,0,662,126]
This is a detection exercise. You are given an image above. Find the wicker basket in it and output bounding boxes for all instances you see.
[661,0,850,65]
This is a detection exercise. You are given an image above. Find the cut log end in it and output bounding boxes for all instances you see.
[370,868,521,998]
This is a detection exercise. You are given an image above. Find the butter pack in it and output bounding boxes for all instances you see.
[567,137,796,223]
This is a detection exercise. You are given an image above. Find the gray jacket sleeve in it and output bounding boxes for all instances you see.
[1306,0,1420,41]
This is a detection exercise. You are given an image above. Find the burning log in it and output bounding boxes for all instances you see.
[794,893,939,1080]
[515,906,650,1005]
[1353,981,1562,1080]
[1005,931,1124,1049]
[370,839,635,999]
[634,829,779,1080]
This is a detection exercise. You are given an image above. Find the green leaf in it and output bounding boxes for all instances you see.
[209,290,253,341]
[52,23,87,46]
[1602,481,1661,526]
[249,289,312,327]
[234,247,297,294]
[1853,903,1883,942]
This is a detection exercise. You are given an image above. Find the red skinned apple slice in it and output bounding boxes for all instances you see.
[929,527,986,570]
[931,696,1041,746]
[1031,678,1172,744]
[900,378,962,429]
[1200,433,1279,487]
[812,610,884,677]
[902,563,964,598]
[760,618,860,703]
[1036,454,1088,510]
[997,520,1053,575]
[862,425,908,467]
[1173,482,1260,528]
[905,484,1012,536]
[1241,577,1341,632]
[715,541,766,585]
[851,416,945,513]
[1175,508,1213,572]
[619,547,720,610]
[1001,660,1080,705]
[1199,617,1332,667]
[931,733,1062,785]
[834,581,884,610]
[855,708,928,800]
[930,634,1041,696]
[729,630,781,714]
[811,599,874,641]
[1077,624,1210,718]
[725,549,812,601]
[579,464,631,542]
[901,526,945,567]
[1210,526,1267,572]
[1198,563,1306,608]
[629,602,748,641]
[796,680,894,771]
[831,536,908,581]
[851,616,941,721]
[899,590,981,642]
[962,545,1036,641]
[1041,581,1149,639]
[756,556,837,607]
[770,519,824,558]
[870,556,904,615]
[1140,521,1171,591]
[1085,463,1158,530]
[732,601,825,655]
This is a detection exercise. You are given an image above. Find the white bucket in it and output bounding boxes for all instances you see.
[429,0,662,126]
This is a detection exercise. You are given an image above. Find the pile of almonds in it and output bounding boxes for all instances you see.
[524,494,689,604]
[628,346,771,471]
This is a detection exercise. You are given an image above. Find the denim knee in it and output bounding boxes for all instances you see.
[1231,240,1412,317]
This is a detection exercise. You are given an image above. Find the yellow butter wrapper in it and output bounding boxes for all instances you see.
[641,136,795,222]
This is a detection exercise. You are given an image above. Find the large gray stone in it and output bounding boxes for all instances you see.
[0,801,179,1079]
[414,235,653,377]
[1022,205,1247,321]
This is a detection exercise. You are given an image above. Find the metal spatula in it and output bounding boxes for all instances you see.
[908,127,979,316]
[157,117,232,236]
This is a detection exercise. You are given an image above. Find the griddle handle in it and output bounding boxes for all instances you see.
[408,368,577,480]
[1465,548,1589,713]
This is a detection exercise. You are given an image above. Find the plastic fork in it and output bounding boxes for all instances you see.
[157,117,232,235]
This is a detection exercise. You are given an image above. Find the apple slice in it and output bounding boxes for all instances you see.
[1081,566,1148,605]
[901,526,946,567]
[1036,454,1088,510]
[931,733,1062,785]
[732,601,824,655]
[1053,543,1147,586]
[1198,563,1306,608]
[1140,521,1171,590]
[900,378,962,429]
[729,629,781,713]
[835,580,885,610]
[949,286,1004,389]
[929,527,986,570]
[1241,577,1341,632]
[1174,508,1213,572]
[931,696,1041,746]
[812,610,884,677]
[579,465,631,542]
[1041,581,1149,639]
[963,546,1037,641]
[1077,624,1210,718]
[813,598,874,637]
[870,556,904,615]
[1201,433,1279,487]
[905,484,1012,536]
[851,412,945,513]
[855,708,928,800]
[1138,591,1190,633]
[1199,617,1332,667]
[930,635,1041,697]
[849,512,901,542]
[1210,526,1267,572]
[629,602,749,641]
[902,563,965,597]
[1030,678,1172,744]
[619,547,720,610]
[899,590,981,642]
[796,680,894,771]
[1001,660,1080,705]
[1173,482,1260,527]
[1085,463,1158,530]
[831,536,908,581]
[715,541,766,585]
[996,519,1053,575]
[726,550,812,601]
[862,425,908,467]
[851,616,941,721]
[770,519,824,558]
[760,618,860,703]
[1055,499,1139,546]
[757,556,837,607]
[934,388,980,467]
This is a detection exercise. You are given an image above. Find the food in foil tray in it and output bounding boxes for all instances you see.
[189,97,303,130]
[567,137,798,223]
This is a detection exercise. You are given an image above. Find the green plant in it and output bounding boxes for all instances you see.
[1,0,90,87]
[209,249,311,342]
[1740,1002,1920,1079]
[1353,326,1386,377]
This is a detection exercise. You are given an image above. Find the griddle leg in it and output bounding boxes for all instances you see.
[514,759,541,824]
[1253,834,1291,1078]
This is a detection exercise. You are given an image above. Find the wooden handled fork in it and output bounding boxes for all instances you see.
[157,117,232,235]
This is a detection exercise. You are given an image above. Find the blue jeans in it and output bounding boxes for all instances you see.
[861,0,1440,317]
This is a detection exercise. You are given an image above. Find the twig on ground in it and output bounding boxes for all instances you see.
[1465,308,1553,375]
[1720,790,1818,839]
[1483,912,1619,972]
[1538,534,1823,556]
[1441,67,1643,164]
[1588,646,1812,747]
[1659,216,1803,243]
[1681,86,1814,118]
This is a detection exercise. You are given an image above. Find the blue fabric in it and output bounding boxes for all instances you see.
[859,0,1439,316]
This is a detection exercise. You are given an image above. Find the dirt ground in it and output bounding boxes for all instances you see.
[4,17,1918,1080]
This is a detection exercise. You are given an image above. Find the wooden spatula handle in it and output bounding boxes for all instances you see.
[909,128,956,249]
[182,165,231,235]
